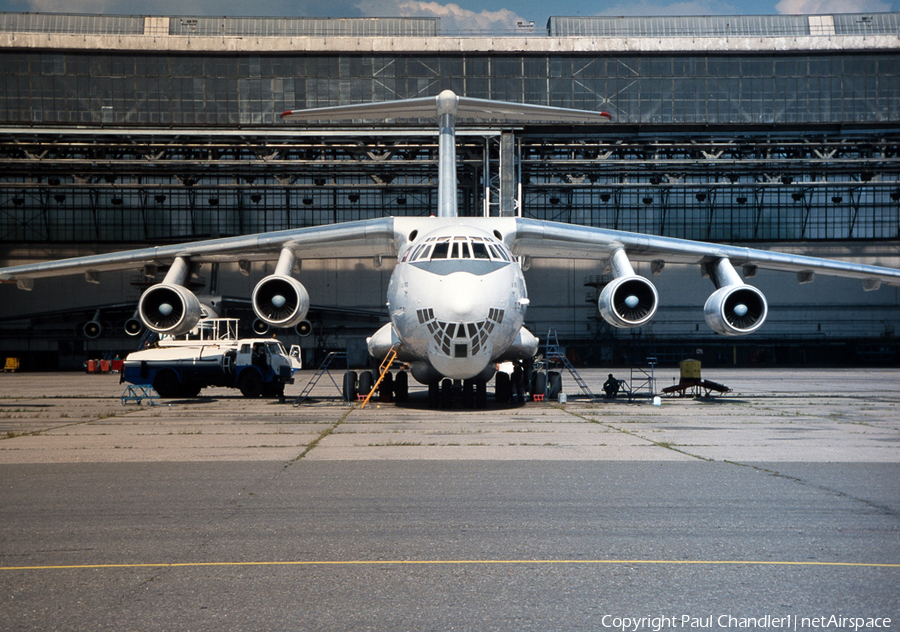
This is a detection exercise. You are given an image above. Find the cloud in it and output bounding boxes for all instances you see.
[775,0,891,12]
[591,0,740,17]
[358,0,524,32]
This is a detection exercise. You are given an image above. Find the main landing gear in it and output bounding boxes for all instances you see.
[427,377,488,409]
[343,370,409,404]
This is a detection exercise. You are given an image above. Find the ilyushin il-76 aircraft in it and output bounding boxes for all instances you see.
[2,90,900,407]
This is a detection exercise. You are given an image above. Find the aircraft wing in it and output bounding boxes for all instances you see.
[512,218,900,289]
[0,217,398,287]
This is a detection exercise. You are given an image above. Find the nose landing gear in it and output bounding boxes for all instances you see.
[427,377,488,409]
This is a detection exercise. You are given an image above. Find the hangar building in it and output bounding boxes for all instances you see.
[0,12,898,369]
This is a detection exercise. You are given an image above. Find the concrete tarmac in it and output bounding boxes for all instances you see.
[1,368,898,631]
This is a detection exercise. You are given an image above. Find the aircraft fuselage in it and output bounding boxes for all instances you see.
[369,219,536,384]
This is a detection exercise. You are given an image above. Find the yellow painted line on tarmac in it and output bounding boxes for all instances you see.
[2,559,899,571]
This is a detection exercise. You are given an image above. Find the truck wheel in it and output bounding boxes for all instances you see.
[180,383,202,398]
[152,370,180,398]
[238,370,263,398]
[262,383,285,398]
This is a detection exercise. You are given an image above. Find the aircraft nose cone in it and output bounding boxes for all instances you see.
[439,273,478,321]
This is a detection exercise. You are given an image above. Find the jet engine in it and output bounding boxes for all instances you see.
[703,257,768,335]
[136,256,202,336]
[82,315,104,339]
[252,274,310,329]
[138,282,202,336]
[124,317,144,336]
[597,249,659,328]
[251,247,310,329]
[704,284,767,335]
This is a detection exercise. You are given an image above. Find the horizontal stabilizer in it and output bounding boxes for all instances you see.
[282,90,611,124]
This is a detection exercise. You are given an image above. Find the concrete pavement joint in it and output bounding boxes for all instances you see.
[556,404,716,462]
[286,406,356,466]
[722,459,900,517]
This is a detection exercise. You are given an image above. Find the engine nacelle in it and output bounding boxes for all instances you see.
[82,320,104,339]
[704,284,768,335]
[138,283,202,336]
[598,276,659,328]
[252,319,270,336]
[252,274,310,328]
[124,318,143,337]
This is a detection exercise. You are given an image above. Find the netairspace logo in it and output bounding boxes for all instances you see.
[599,614,893,631]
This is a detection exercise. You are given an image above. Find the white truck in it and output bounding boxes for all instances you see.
[120,318,301,398]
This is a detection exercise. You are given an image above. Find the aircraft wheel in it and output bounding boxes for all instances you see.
[238,370,264,398]
[462,378,475,408]
[343,371,358,402]
[428,381,440,409]
[475,379,487,409]
[359,371,374,397]
[379,371,393,403]
[440,378,453,409]
[394,371,409,402]
[152,370,180,398]
[533,372,547,401]
[495,371,510,402]
[548,371,562,400]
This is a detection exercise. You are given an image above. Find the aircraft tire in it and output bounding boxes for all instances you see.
[475,379,487,409]
[238,370,264,398]
[394,371,409,402]
[359,371,374,397]
[379,371,393,403]
[343,371,358,402]
[152,370,181,398]
[533,372,547,400]
[462,378,475,408]
[495,371,510,402]
[440,378,453,409]
[428,381,440,409]
[548,371,562,400]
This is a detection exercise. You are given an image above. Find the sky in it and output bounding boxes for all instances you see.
[0,0,894,32]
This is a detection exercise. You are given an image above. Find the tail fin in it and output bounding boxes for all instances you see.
[281,91,611,218]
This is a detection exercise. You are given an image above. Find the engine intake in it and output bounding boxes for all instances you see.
[598,275,659,328]
[138,283,202,336]
[252,274,310,328]
[704,284,768,335]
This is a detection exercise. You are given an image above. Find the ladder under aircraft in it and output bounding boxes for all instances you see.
[292,351,349,407]
[545,329,599,402]
[360,344,401,409]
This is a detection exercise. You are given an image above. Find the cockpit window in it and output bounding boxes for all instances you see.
[471,242,489,259]
[431,242,449,259]
[408,235,512,266]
